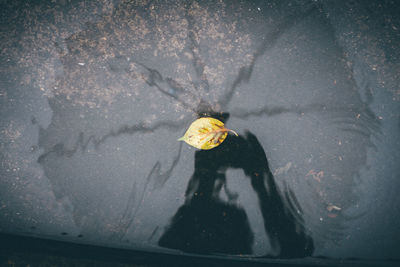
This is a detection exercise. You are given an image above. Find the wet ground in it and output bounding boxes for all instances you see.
[1,0,400,265]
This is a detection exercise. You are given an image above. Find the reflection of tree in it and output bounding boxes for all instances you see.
[38,2,354,162]
[38,4,324,176]
[159,112,314,257]
[37,0,379,160]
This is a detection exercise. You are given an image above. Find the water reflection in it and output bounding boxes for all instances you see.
[159,113,314,257]
[14,0,383,259]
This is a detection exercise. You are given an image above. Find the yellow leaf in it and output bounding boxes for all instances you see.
[178,117,238,150]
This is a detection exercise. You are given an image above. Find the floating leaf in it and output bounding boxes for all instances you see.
[178,117,238,150]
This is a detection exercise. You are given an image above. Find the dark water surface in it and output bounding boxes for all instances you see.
[1,0,399,264]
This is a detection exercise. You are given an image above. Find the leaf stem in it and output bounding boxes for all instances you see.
[225,128,239,136]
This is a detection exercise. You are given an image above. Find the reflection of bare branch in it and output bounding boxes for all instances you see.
[151,142,183,189]
[111,181,137,241]
[38,120,186,162]
[231,103,327,119]
[232,102,381,141]
[185,4,210,93]
[112,142,183,241]
[134,62,198,112]
[219,7,318,110]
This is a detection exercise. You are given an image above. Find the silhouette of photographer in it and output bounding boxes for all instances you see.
[159,112,314,258]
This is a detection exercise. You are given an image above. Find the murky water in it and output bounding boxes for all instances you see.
[1,0,399,263]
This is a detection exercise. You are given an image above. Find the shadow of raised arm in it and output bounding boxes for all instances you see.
[243,131,314,258]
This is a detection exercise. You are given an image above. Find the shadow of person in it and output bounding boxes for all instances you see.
[158,112,314,258]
